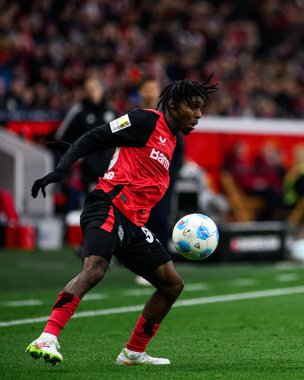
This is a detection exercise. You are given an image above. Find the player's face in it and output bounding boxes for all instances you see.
[168,96,204,135]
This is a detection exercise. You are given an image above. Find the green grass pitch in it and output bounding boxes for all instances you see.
[0,247,304,379]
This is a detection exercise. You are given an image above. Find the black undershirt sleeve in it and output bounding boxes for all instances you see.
[56,109,159,173]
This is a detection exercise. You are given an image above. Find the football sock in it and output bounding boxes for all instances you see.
[43,291,80,337]
[126,315,160,352]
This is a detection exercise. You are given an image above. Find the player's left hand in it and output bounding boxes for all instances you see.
[31,170,64,198]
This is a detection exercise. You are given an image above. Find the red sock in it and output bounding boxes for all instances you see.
[126,315,160,353]
[43,291,80,337]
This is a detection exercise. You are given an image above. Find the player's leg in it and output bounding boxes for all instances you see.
[63,254,109,298]
[116,227,184,365]
[141,260,184,324]
[117,261,183,365]
[26,227,116,365]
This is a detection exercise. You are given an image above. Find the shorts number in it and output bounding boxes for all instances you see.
[141,227,154,243]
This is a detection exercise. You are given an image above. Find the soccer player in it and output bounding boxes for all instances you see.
[26,77,218,366]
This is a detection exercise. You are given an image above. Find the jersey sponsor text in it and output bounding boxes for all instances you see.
[103,171,115,179]
[150,148,170,170]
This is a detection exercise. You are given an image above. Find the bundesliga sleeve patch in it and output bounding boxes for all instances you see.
[110,114,131,133]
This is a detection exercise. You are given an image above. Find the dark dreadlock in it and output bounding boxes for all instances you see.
[156,73,219,112]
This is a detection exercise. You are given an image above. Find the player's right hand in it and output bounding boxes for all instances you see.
[31,170,64,198]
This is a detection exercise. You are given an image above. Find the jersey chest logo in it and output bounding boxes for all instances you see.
[150,148,170,170]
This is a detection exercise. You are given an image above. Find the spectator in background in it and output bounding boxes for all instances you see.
[253,141,286,219]
[0,1,303,121]
[225,140,256,194]
[54,76,116,210]
[137,77,161,110]
[225,140,286,220]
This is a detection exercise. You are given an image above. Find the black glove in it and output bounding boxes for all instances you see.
[31,170,64,198]
[46,141,72,154]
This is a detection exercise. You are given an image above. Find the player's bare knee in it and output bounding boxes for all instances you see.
[84,266,104,287]
[163,276,184,301]
[173,276,184,297]
[82,256,108,287]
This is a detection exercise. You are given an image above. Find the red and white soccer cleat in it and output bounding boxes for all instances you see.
[25,337,63,365]
[116,348,170,366]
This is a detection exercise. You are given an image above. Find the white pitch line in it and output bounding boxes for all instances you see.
[124,283,209,297]
[1,300,43,307]
[1,286,304,327]
[184,283,209,291]
[276,274,300,282]
[82,294,108,301]
[123,289,153,296]
[0,295,107,308]
[18,261,65,270]
[231,279,257,287]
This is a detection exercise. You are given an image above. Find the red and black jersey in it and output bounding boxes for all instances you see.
[57,109,177,226]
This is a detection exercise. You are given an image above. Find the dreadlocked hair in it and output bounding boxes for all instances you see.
[157,73,219,111]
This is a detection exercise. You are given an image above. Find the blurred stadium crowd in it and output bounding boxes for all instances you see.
[0,0,303,121]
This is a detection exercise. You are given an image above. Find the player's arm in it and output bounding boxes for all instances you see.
[48,109,158,154]
[31,131,104,198]
[31,109,159,198]
[103,109,159,147]
[56,109,158,170]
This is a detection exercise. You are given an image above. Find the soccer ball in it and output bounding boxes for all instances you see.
[172,213,219,260]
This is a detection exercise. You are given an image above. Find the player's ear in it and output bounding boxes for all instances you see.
[167,99,177,112]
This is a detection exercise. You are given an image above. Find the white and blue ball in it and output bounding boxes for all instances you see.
[172,213,219,260]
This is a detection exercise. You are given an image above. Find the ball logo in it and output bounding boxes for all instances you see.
[182,228,191,236]
[177,219,188,230]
